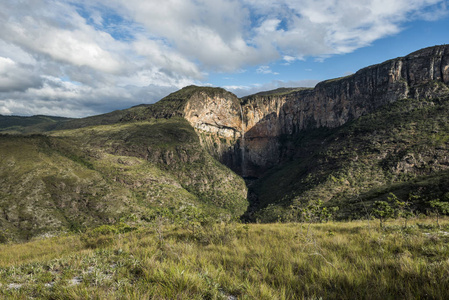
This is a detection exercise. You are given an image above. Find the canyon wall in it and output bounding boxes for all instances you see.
[143,45,449,177]
[239,45,449,177]
[181,89,245,173]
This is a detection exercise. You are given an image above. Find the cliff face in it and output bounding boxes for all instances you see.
[128,46,449,178]
[282,45,449,131]
[182,90,245,172]
[123,86,246,174]
[239,45,449,177]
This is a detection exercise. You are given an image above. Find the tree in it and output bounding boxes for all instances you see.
[391,193,414,228]
[319,206,339,223]
[429,199,449,228]
[180,205,209,236]
[372,201,394,229]
[301,200,323,236]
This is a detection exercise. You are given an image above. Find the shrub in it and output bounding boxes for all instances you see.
[81,223,136,248]
[372,201,394,229]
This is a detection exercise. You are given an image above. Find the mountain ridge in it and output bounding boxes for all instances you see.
[1,44,449,239]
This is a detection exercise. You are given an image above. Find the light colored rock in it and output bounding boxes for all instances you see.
[178,46,449,177]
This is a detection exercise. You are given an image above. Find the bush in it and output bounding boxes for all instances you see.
[81,223,136,248]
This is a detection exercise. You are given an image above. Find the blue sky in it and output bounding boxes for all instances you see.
[0,0,448,117]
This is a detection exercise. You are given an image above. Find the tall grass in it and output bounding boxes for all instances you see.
[1,218,449,299]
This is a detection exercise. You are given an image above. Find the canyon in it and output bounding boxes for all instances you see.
[148,45,449,177]
[1,45,449,239]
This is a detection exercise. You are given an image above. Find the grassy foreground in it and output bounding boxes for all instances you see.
[1,218,449,299]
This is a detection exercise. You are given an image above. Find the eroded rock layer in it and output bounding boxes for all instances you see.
[238,45,449,176]
[126,45,449,178]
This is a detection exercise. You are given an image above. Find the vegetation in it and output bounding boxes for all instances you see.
[2,76,449,297]
[251,96,449,222]
[0,117,247,242]
[240,87,312,105]
[372,201,394,229]
[1,218,449,299]
[0,115,72,134]
[121,85,237,121]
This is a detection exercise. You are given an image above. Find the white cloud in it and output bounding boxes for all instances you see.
[244,0,447,58]
[0,2,125,74]
[0,0,446,117]
[0,105,12,115]
[256,66,279,75]
[0,57,42,92]
[283,56,296,63]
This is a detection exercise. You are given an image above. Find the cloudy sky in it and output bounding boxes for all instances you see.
[0,0,448,117]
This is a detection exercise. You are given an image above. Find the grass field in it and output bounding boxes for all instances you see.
[1,217,449,299]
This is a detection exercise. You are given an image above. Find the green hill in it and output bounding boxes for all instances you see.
[0,117,247,242]
[0,115,72,134]
[250,95,449,221]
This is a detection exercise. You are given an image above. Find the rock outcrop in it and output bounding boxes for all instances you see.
[126,45,449,178]
[182,89,245,172]
[239,45,449,177]
[122,86,246,174]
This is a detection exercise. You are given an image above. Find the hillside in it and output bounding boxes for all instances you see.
[0,117,247,242]
[1,45,449,239]
[0,115,72,134]
[248,95,449,221]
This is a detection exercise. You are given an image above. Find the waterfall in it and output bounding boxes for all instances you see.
[239,105,246,177]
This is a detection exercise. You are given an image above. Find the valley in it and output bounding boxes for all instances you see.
[0,45,449,241]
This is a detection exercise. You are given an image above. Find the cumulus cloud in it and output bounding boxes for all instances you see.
[256,66,279,75]
[247,0,447,58]
[0,0,446,117]
[0,57,42,92]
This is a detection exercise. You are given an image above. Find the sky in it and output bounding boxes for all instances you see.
[0,0,448,118]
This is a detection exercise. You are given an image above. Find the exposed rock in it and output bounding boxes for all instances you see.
[123,45,449,178]
[238,45,449,177]
[181,89,245,173]
[124,86,246,174]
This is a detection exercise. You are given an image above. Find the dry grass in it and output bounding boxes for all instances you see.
[1,218,449,299]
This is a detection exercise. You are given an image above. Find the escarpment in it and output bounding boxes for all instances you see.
[238,45,449,177]
[123,45,449,178]
[2,45,449,240]
[121,86,247,174]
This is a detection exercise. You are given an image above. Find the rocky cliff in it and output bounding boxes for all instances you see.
[2,45,449,238]
[122,86,247,174]
[239,45,449,177]
[122,45,449,178]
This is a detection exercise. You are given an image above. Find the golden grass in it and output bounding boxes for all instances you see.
[1,218,449,299]
[0,235,83,267]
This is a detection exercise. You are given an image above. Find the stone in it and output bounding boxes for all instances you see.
[143,45,449,178]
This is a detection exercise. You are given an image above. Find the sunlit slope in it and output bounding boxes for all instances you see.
[0,118,247,241]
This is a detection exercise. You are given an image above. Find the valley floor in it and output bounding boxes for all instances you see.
[1,218,449,299]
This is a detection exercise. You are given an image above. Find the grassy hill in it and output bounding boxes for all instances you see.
[121,85,237,121]
[1,218,448,299]
[0,115,72,134]
[0,117,247,242]
[250,95,449,222]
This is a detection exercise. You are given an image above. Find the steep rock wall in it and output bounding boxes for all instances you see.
[240,45,449,177]
[182,90,245,173]
[134,46,449,178]
[122,86,246,174]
